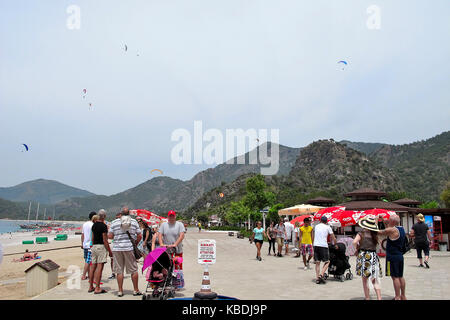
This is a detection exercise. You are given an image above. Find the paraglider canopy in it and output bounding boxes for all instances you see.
[22,144,29,151]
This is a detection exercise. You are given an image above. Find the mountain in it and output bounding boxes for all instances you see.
[0,197,27,220]
[339,140,387,155]
[371,131,450,201]
[0,179,96,205]
[185,139,403,217]
[54,143,300,219]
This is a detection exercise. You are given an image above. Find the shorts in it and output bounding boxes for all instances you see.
[313,246,329,262]
[415,242,430,259]
[83,248,92,264]
[254,239,263,245]
[112,251,138,275]
[386,259,404,278]
[276,237,284,247]
[91,244,108,264]
[301,244,313,256]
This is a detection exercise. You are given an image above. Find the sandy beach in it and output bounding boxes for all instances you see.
[0,230,83,300]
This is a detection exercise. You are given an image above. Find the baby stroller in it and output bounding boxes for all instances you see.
[142,247,177,300]
[323,243,353,282]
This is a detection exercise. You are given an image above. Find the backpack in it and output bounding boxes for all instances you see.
[120,215,132,230]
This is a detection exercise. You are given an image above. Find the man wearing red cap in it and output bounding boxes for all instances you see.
[159,210,186,277]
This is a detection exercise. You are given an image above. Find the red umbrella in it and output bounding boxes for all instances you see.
[314,206,365,227]
[290,215,314,227]
[313,206,345,222]
[360,208,397,220]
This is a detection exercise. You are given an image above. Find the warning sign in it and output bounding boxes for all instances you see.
[198,239,216,264]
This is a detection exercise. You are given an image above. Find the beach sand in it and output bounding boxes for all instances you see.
[0,232,83,300]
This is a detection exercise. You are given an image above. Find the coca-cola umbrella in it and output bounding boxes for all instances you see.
[360,208,397,221]
[290,215,314,227]
[314,206,364,227]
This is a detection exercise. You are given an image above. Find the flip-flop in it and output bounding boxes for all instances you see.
[94,289,107,294]
[118,292,124,297]
[88,289,95,293]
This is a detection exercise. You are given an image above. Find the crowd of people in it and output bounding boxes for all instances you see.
[249,213,433,300]
[80,207,186,297]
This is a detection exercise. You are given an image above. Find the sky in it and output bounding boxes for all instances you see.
[1,0,449,195]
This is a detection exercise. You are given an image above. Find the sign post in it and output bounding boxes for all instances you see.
[194,239,217,300]
[260,207,269,231]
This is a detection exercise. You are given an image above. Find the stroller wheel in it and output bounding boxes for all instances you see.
[349,273,353,280]
[159,294,165,300]
[323,273,328,280]
[340,276,344,282]
[345,273,350,280]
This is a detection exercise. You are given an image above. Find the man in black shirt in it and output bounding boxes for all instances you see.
[88,209,112,294]
[410,213,432,268]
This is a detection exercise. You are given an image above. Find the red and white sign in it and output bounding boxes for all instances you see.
[198,239,216,264]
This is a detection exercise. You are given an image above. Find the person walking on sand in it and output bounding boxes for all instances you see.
[313,216,338,284]
[266,221,277,256]
[410,213,433,268]
[108,207,142,297]
[81,211,96,280]
[377,214,407,300]
[353,216,383,300]
[88,209,112,294]
[274,220,287,257]
[283,217,294,256]
[299,217,314,270]
[250,221,266,261]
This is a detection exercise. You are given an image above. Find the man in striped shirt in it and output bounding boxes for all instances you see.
[108,207,142,297]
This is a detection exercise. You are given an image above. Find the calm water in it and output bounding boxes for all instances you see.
[0,220,21,234]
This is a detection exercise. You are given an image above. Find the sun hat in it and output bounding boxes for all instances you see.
[417,213,425,222]
[358,216,379,231]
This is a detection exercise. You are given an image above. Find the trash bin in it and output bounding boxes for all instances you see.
[439,242,448,252]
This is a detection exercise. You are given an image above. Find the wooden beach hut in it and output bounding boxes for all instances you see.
[24,259,60,297]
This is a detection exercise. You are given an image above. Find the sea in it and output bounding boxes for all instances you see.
[0,220,22,234]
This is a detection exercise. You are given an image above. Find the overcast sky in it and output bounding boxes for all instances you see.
[1,0,449,195]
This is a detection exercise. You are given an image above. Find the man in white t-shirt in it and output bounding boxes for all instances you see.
[284,218,294,256]
[313,216,338,284]
[81,211,96,280]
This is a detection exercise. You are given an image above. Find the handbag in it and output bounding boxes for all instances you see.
[126,231,143,259]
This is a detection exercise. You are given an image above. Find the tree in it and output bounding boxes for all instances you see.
[419,201,439,209]
[440,182,450,208]
[225,200,251,225]
[243,175,275,211]
[196,212,209,225]
[266,203,284,224]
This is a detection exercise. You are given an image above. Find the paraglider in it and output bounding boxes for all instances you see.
[22,144,29,152]
[219,192,224,198]
[88,103,92,110]
[338,60,348,70]
[151,169,163,175]
[124,44,128,52]
[82,88,87,99]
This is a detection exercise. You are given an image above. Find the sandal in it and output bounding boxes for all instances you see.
[94,289,107,294]
[118,292,124,297]
[88,288,95,293]
[133,291,143,296]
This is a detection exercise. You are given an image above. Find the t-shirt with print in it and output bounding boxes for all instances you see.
[313,223,333,248]
[274,224,286,239]
[159,221,186,254]
[109,217,141,252]
[82,221,94,249]
[300,226,313,245]
[253,227,264,241]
